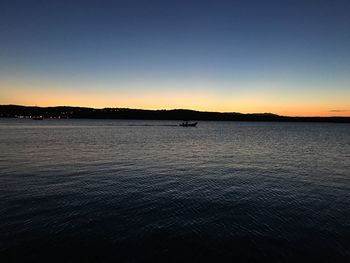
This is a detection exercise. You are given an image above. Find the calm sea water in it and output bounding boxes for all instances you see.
[0,119,349,262]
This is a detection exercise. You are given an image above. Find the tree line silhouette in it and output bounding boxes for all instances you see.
[1,105,349,123]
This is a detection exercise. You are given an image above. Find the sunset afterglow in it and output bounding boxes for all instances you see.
[1,0,349,116]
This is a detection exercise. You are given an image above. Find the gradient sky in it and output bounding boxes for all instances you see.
[1,0,350,116]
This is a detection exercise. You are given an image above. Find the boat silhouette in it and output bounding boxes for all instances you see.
[179,121,197,127]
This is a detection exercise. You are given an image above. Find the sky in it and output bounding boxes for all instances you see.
[0,0,350,116]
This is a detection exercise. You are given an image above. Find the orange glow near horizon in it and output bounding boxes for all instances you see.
[1,80,349,117]
[1,94,349,117]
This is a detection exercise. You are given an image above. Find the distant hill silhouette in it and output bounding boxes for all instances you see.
[0,105,349,123]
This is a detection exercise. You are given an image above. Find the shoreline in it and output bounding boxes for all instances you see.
[1,105,350,123]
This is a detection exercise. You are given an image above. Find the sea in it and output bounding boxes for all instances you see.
[0,118,349,262]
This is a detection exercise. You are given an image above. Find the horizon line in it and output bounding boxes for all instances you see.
[1,104,350,118]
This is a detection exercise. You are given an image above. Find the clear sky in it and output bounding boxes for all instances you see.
[1,0,349,116]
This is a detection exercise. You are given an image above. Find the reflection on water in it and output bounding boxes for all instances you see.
[0,119,349,262]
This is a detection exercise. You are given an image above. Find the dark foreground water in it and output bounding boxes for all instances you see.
[0,119,349,262]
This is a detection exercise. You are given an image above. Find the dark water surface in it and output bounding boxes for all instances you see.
[0,119,349,262]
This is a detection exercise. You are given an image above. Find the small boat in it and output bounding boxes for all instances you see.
[32,116,44,120]
[179,121,197,127]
